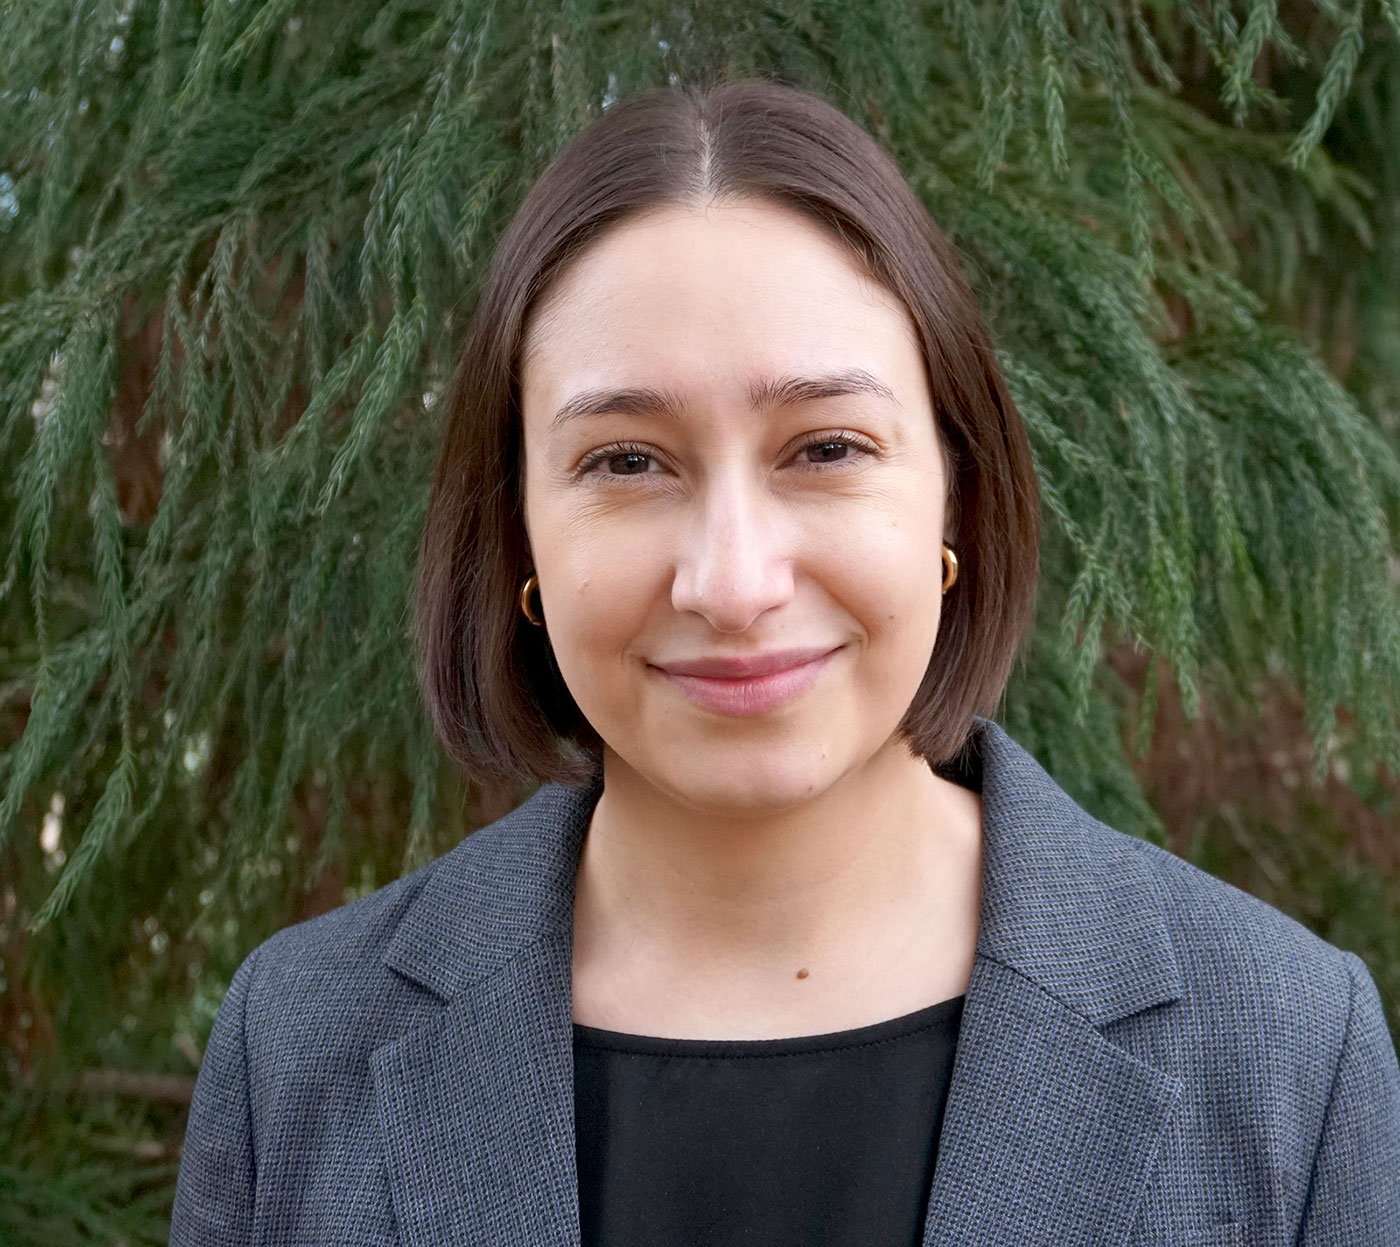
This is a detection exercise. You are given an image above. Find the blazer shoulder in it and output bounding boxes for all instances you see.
[225,793,564,1051]
[1098,820,1363,1046]
[225,850,454,1074]
[238,794,543,982]
[1121,827,1352,977]
[1095,819,1399,1234]
[246,854,438,989]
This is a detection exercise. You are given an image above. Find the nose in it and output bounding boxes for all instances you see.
[670,469,796,633]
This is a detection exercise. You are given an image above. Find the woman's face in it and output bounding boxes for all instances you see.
[519,198,950,816]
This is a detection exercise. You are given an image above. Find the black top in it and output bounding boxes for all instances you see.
[573,992,966,1246]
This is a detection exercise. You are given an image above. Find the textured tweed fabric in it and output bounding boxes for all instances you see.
[169,716,1400,1246]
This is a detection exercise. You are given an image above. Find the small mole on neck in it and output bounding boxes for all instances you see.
[795,968,810,980]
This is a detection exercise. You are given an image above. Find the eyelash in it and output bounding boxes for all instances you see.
[575,431,878,481]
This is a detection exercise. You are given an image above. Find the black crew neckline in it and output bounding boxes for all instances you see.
[571,992,966,1059]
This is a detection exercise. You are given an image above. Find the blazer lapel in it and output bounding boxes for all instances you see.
[373,931,581,1246]
[371,773,603,1247]
[919,957,1183,1245]
[370,718,1188,1247]
[920,719,1187,1245]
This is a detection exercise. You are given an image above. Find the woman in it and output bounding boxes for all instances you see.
[170,78,1399,1246]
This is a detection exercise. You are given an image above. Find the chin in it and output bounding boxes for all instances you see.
[649,740,848,816]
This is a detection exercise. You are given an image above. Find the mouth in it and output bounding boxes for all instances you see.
[652,646,842,717]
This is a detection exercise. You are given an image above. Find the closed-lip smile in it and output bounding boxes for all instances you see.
[655,646,839,679]
[651,646,843,716]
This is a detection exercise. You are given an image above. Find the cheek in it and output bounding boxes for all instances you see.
[537,542,651,684]
[852,567,942,708]
[819,512,942,631]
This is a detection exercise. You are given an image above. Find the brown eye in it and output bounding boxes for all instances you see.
[577,441,658,479]
[806,440,851,463]
[608,451,651,474]
[797,431,875,468]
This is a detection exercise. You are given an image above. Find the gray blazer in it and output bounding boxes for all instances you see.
[170,716,1400,1246]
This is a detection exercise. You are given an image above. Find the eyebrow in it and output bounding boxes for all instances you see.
[549,368,898,429]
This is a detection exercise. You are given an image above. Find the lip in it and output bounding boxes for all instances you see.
[652,646,842,716]
[656,646,839,679]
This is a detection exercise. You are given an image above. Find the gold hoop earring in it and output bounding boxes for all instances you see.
[519,573,545,626]
[941,545,959,594]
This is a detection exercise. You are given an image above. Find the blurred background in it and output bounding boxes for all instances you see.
[2,0,1398,1240]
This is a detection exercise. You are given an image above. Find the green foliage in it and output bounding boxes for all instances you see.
[1,1089,175,1246]
[1,0,1398,1232]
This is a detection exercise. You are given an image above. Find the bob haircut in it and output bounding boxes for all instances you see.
[415,76,1040,789]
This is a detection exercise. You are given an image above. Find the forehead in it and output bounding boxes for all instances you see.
[519,199,923,416]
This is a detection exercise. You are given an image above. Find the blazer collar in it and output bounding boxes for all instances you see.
[372,717,1187,1246]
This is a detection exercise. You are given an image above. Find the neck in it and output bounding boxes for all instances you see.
[571,736,983,1031]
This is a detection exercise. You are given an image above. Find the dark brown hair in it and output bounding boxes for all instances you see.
[415,76,1040,788]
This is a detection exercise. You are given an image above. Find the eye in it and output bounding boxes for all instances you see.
[576,441,660,478]
[796,430,877,468]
